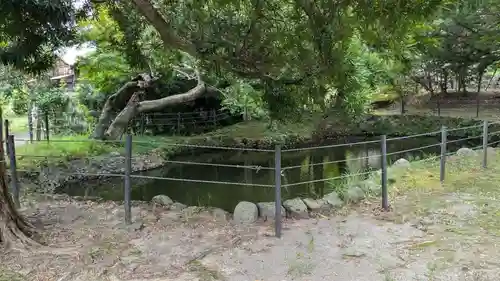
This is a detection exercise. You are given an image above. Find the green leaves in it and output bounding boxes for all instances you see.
[0,0,75,73]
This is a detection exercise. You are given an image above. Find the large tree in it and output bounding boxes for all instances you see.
[83,0,450,139]
[0,0,453,245]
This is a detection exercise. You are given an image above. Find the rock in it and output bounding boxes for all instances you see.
[456,147,476,157]
[181,206,204,217]
[359,179,381,195]
[110,151,121,157]
[256,202,285,221]
[392,158,410,168]
[233,201,258,224]
[344,186,365,203]
[170,202,187,211]
[372,168,397,184]
[211,208,231,222]
[322,192,343,208]
[283,198,309,219]
[151,195,174,206]
[302,198,330,211]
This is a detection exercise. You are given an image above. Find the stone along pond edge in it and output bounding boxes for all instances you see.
[147,147,480,225]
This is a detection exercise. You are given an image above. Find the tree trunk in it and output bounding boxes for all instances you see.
[0,120,38,247]
[35,109,42,141]
[425,72,434,95]
[476,71,484,118]
[334,90,345,109]
[91,81,140,139]
[439,69,448,94]
[400,94,405,115]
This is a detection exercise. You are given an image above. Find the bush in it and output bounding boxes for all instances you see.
[11,89,29,115]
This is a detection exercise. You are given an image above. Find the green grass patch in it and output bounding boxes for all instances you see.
[15,135,116,170]
[387,148,500,235]
[201,117,318,140]
[13,134,188,170]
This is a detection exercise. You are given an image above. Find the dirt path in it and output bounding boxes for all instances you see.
[1,189,499,281]
[2,151,500,280]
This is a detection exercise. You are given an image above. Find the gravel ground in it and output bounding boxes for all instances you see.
[1,189,499,281]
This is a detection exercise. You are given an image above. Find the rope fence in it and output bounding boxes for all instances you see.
[2,119,500,239]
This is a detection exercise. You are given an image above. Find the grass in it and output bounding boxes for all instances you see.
[366,148,500,280]
[9,115,320,170]
[375,104,500,121]
[384,147,500,247]
[13,134,185,170]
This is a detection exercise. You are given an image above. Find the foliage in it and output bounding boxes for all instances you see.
[34,85,69,115]
[0,0,74,73]
[404,0,500,95]
[10,88,29,115]
[221,82,268,120]
[77,51,135,96]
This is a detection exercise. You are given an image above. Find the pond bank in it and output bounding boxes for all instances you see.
[17,114,499,198]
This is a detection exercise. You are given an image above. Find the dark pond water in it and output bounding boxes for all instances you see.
[58,136,481,212]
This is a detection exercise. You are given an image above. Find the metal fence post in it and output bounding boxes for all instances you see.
[483,120,488,169]
[44,112,50,143]
[124,134,132,224]
[7,135,19,208]
[440,126,447,183]
[381,135,388,211]
[274,145,282,238]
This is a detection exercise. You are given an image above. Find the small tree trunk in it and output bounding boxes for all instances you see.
[35,109,42,141]
[400,94,405,115]
[476,71,484,118]
[334,90,345,109]
[439,70,448,94]
[426,72,434,96]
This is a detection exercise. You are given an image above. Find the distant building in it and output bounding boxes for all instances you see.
[49,57,76,90]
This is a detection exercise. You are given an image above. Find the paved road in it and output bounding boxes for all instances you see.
[13,132,31,147]
[3,132,31,152]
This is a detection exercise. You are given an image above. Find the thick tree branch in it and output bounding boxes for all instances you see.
[131,0,197,56]
[103,71,208,139]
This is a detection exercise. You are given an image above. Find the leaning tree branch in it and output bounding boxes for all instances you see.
[131,0,197,56]
[103,70,207,139]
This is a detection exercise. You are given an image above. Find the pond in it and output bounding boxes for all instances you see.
[57,136,480,212]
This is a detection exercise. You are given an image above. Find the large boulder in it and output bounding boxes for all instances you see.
[392,158,410,169]
[170,202,187,211]
[233,201,258,224]
[256,202,285,221]
[359,179,381,195]
[283,198,309,218]
[151,195,174,206]
[322,191,343,208]
[456,147,476,157]
[344,186,365,203]
[302,198,330,212]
